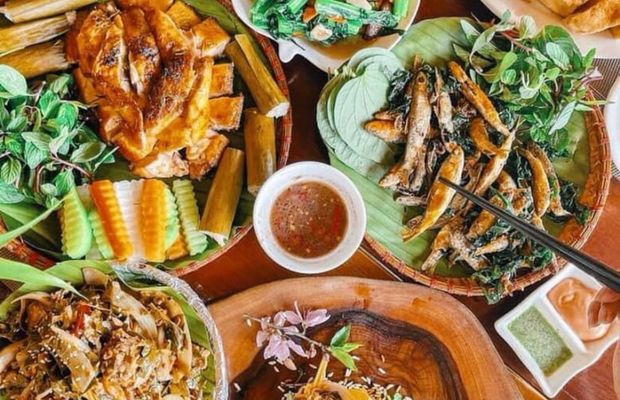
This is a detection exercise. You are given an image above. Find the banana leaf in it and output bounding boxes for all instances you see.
[328,17,590,277]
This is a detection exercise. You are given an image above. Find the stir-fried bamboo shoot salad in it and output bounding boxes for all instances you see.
[318,15,597,302]
[0,266,213,399]
[251,0,408,45]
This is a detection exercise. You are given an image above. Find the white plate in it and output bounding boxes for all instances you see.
[253,161,366,274]
[481,0,620,59]
[231,0,420,72]
[605,75,620,172]
[495,265,619,398]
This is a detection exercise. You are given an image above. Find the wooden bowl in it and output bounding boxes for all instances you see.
[0,0,292,275]
[209,277,522,399]
[364,102,611,297]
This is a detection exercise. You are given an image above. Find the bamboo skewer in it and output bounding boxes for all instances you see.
[1,0,95,23]
[225,34,289,118]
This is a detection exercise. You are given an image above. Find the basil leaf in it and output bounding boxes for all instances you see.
[53,170,75,196]
[0,65,28,96]
[549,101,576,134]
[24,142,49,169]
[21,131,51,151]
[329,348,357,371]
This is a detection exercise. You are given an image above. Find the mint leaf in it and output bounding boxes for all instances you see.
[0,65,28,96]
[0,181,25,203]
[71,142,106,163]
[0,158,22,185]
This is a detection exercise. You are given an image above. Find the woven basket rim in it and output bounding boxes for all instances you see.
[0,0,293,276]
[364,93,611,297]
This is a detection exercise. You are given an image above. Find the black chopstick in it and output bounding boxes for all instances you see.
[438,177,620,292]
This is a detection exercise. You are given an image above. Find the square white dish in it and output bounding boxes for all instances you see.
[231,0,420,72]
[495,264,619,397]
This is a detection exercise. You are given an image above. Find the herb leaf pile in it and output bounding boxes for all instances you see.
[0,66,114,208]
[454,12,598,156]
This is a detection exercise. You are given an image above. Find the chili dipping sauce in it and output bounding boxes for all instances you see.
[270,181,348,258]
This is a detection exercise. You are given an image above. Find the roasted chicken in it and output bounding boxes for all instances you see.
[67,0,242,178]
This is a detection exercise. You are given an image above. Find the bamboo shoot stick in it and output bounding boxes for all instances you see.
[0,40,70,78]
[225,35,289,117]
[1,0,94,23]
[244,108,276,196]
[199,148,244,245]
[0,12,75,55]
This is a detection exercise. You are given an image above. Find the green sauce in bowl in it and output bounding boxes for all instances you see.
[509,307,573,376]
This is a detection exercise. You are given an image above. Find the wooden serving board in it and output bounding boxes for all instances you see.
[209,277,522,399]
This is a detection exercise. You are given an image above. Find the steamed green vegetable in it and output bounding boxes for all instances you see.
[251,0,402,45]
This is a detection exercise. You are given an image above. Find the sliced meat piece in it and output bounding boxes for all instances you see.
[131,151,189,178]
[210,63,234,98]
[76,2,118,75]
[209,95,244,131]
[167,0,201,29]
[121,7,161,100]
[73,67,101,104]
[144,9,196,140]
[187,133,230,179]
[116,0,173,11]
[191,17,231,57]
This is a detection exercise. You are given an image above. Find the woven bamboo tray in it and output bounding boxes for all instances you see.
[364,98,611,297]
[0,0,293,276]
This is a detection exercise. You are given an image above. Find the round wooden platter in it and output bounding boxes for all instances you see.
[209,277,522,399]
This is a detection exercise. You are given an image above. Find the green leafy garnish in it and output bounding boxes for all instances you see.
[0,67,114,208]
[456,12,597,155]
[328,325,362,371]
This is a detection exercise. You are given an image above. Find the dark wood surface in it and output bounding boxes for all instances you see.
[210,277,522,399]
[184,1,619,399]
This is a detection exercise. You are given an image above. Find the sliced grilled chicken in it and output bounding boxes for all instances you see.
[116,0,173,11]
[121,7,161,100]
[144,9,196,140]
[76,2,118,75]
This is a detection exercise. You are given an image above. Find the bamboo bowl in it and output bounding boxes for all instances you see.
[364,100,611,297]
[0,0,293,276]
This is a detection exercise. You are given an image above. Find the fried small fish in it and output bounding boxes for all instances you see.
[527,142,571,217]
[521,148,551,217]
[448,61,512,137]
[380,71,432,189]
[469,117,502,156]
[402,145,464,242]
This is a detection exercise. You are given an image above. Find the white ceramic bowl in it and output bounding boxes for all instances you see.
[231,0,420,72]
[495,264,619,398]
[253,161,366,274]
[605,75,620,173]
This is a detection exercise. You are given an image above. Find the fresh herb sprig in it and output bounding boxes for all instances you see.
[454,12,599,155]
[0,66,114,208]
[246,303,362,371]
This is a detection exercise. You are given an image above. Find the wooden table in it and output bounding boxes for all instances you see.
[184,1,619,398]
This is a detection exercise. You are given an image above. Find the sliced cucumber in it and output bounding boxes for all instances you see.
[164,187,181,250]
[88,209,114,260]
[172,180,208,256]
[60,187,92,259]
